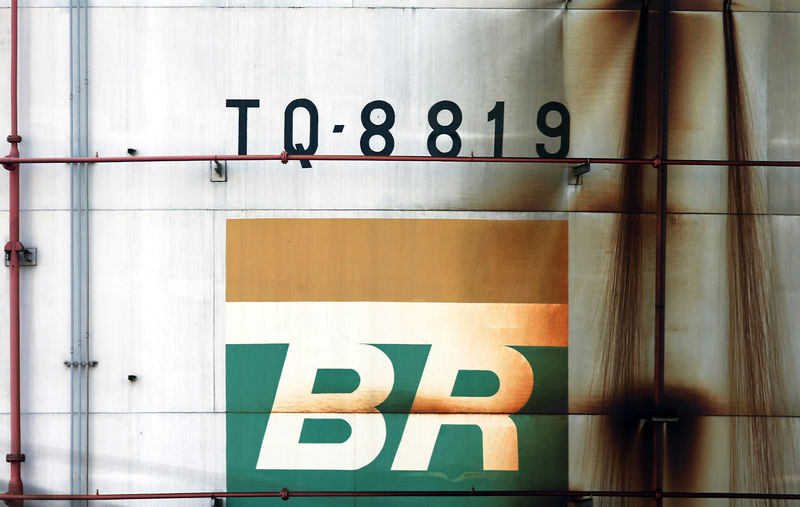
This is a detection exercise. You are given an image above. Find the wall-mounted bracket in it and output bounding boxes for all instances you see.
[211,160,227,182]
[642,410,679,424]
[649,415,679,423]
[4,246,36,266]
[64,360,98,368]
[568,162,590,185]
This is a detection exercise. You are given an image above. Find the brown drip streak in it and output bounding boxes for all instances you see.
[588,5,654,504]
[723,8,793,505]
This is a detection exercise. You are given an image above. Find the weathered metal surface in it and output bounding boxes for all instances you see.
[0,3,797,505]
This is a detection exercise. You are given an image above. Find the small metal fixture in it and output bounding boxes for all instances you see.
[64,361,98,368]
[642,410,679,424]
[650,415,679,423]
[569,162,590,185]
[210,160,227,182]
[126,148,137,156]
[4,246,36,266]
[128,375,137,382]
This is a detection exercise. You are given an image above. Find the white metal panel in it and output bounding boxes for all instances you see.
[767,13,800,214]
[0,414,72,505]
[664,214,731,408]
[8,1,800,10]
[567,211,657,411]
[88,7,569,211]
[1,1,571,9]
[88,412,225,503]
[666,11,740,215]
[0,211,72,414]
[772,215,800,383]
[0,214,6,416]
[89,210,215,413]
[18,211,72,413]
[563,8,658,212]
[0,8,71,211]
[665,214,800,414]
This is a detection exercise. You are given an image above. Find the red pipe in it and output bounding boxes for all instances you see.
[3,0,24,502]
[2,154,800,167]
[0,489,799,502]
[0,154,643,165]
[653,2,671,505]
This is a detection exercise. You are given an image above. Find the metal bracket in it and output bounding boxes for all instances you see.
[210,160,227,182]
[568,162,591,186]
[4,246,36,266]
[650,415,679,423]
[64,360,98,368]
[643,410,679,424]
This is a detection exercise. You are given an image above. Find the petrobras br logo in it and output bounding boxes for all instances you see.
[225,219,568,501]
[229,302,566,472]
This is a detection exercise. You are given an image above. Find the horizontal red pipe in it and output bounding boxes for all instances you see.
[3,153,800,166]
[0,154,633,165]
[1,490,800,501]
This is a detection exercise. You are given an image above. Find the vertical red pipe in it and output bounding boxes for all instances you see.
[653,1,670,506]
[4,0,25,502]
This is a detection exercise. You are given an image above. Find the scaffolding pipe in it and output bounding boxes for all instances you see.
[2,154,800,167]
[652,1,671,506]
[2,0,24,502]
[0,489,800,502]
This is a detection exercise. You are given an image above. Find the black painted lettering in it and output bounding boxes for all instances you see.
[284,99,319,169]
[226,99,260,155]
[536,101,570,158]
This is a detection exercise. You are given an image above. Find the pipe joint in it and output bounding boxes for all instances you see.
[2,139,19,170]
[1,155,18,171]
[652,156,662,168]
[4,242,23,253]
[4,455,24,463]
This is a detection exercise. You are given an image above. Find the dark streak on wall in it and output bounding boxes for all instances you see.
[589,4,653,504]
[723,8,792,506]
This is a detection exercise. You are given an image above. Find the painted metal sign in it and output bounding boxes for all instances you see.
[225,218,568,504]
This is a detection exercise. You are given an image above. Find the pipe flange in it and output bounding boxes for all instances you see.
[6,135,21,144]
[280,488,290,501]
[5,453,25,463]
